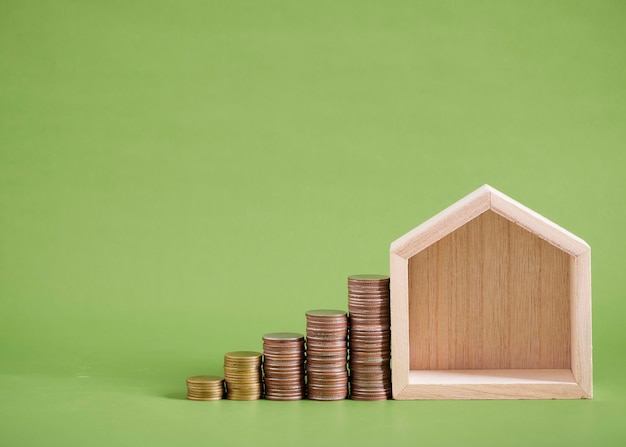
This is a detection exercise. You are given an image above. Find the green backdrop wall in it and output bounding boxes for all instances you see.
[1,1,625,445]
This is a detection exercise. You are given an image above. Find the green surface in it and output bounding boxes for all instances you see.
[1,1,625,445]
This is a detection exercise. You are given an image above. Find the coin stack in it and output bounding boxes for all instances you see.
[186,375,225,401]
[223,351,263,400]
[262,332,306,401]
[305,309,349,401]
[348,274,392,400]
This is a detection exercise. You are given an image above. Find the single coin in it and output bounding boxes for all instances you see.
[348,281,390,287]
[263,359,305,365]
[306,355,347,362]
[348,293,389,299]
[347,292,389,298]
[187,395,223,401]
[349,314,390,321]
[348,303,389,310]
[306,356,347,363]
[348,303,390,311]
[348,274,389,281]
[306,340,348,348]
[349,351,390,359]
[306,325,348,331]
[224,351,262,359]
[348,286,389,291]
[306,322,348,329]
[227,394,263,401]
[306,345,348,352]
[264,358,305,364]
[306,309,348,317]
[264,394,305,401]
[263,352,304,358]
[350,328,391,335]
[263,377,305,384]
[263,367,304,374]
[307,377,349,385]
[187,382,225,388]
[263,364,305,370]
[263,332,305,341]
[263,343,305,350]
[347,290,389,296]
[186,375,224,384]
[308,395,347,401]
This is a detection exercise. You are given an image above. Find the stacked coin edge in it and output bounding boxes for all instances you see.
[224,351,263,400]
[348,274,392,400]
[186,375,225,401]
[306,309,349,401]
[263,332,306,401]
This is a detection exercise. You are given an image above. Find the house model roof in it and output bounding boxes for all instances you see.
[391,184,590,260]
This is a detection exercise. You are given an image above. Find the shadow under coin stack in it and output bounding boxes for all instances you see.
[186,375,224,400]
[223,351,263,400]
[348,274,392,400]
[262,333,306,401]
[305,309,349,401]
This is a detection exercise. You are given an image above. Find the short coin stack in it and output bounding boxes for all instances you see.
[262,332,306,401]
[305,309,349,401]
[223,351,263,400]
[348,274,392,400]
[186,375,224,401]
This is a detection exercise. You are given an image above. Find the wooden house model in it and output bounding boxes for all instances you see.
[390,185,592,400]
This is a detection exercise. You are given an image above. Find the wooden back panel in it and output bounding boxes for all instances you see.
[408,210,571,370]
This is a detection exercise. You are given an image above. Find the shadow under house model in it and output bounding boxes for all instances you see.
[390,185,592,400]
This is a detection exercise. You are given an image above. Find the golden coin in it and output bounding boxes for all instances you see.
[186,375,224,384]
[185,374,225,401]
[187,396,223,401]
[224,351,262,359]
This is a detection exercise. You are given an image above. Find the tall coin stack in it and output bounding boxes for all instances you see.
[223,351,263,400]
[305,309,349,401]
[262,332,306,401]
[347,274,392,400]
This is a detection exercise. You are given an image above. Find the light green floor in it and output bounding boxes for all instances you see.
[1,362,624,446]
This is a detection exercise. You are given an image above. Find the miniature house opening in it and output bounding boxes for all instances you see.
[407,210,575,386]
[390,185,591,399]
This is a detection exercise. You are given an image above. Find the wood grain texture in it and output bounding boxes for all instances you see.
[396,384,585,400]
[408,210,571,370]
[390,253,410,395]
[571,249,593,398]
[390,185,490,259]
[490,186,589,256]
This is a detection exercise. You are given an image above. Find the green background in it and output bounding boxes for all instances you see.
[1,1,625,445]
